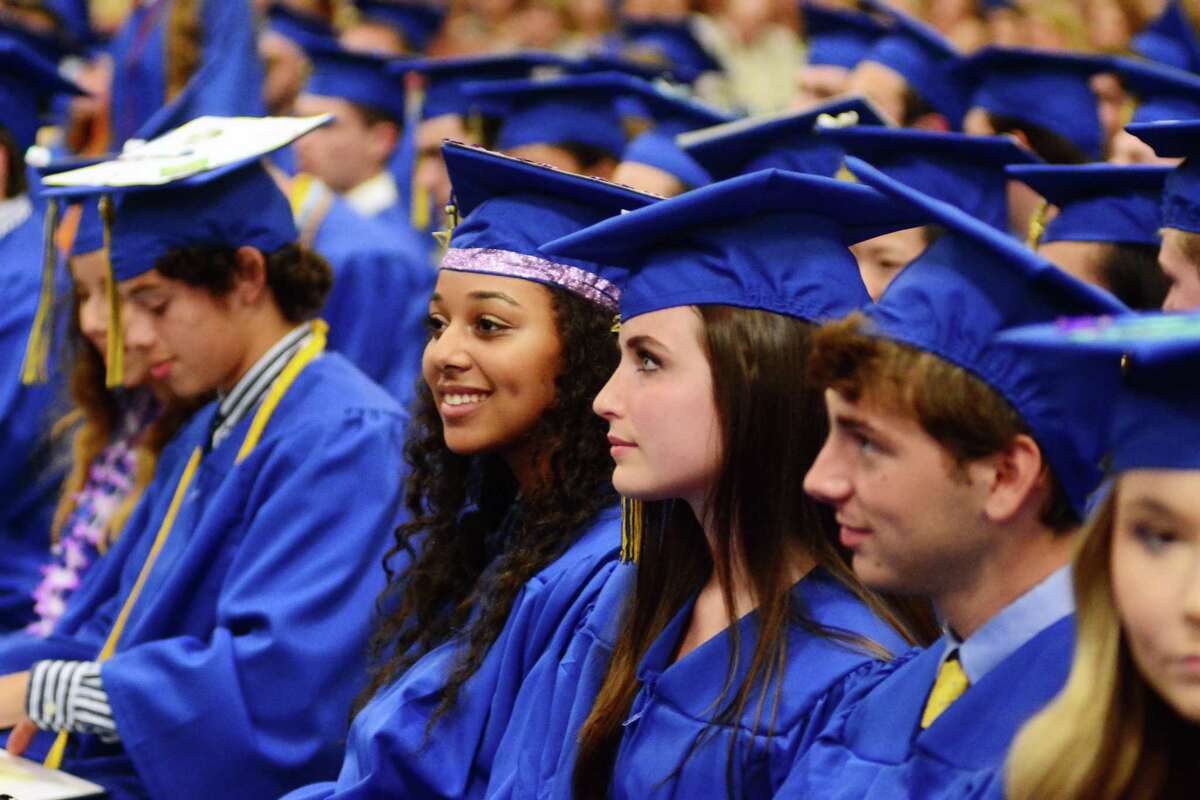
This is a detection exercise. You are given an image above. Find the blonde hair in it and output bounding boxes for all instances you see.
[1004,482,1186,799]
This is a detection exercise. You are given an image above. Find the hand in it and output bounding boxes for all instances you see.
[5,719,37,756]
[0,672,30,729]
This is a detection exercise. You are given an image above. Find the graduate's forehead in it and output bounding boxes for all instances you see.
[430,270,552,309]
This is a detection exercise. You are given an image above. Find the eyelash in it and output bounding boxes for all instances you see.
[634,349,660,373]
[424,315,510,338]
[1133,522,1177,553]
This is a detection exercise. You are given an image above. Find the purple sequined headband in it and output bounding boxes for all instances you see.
[440,247,621,311]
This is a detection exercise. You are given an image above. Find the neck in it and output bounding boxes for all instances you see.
[935,520,1075,640]
[221,313,301,394]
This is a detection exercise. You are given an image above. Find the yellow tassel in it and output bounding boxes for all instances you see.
[1026,198,1049,250]
[467,110,485,145]
[20,198,61,385]
[101,195,124,388]
[620,496,644,564]
[611,314,621,334]
[431,202,459,260]
[411,180,431,231]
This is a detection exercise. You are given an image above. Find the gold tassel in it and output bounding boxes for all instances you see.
[619,496,644,564]
[467,110,485,146]
[101,194,124,388]
[411,180,431,231]
[20,198,62,385]
[1025,198,1049,250]
[431,202,459,260]
[611,314,621,334]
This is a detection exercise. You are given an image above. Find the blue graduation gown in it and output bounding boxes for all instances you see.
[0,353,409,799]
[312,198,435,410]
[0,208,67,631]
[108,0,264,147]
[281,505,622,800]
[777,615,1075,798]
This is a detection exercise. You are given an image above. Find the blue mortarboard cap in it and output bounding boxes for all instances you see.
[396,52,568,120]
[818,127,1040,231]
[566,52,683,84]
[960,47,1113,161]
[303,39,407,121]
[1007,163,1169,246]
[542,169,926,322]
[40,0,91,50]
[1132,0,1200,74]
[999,312,1200,472]
[611,81,733,136]
[0,38,84,150]
[1112,55,1200,125]
[679,95,886,180]
[1126,119,1200,233]
[860,1,968,128]
[352,0,445,53]
[442,141,658,310]
[619,19,721,80]
[801,2,887,69]
[845,155,1129,513]
[70,199,104,257]
[620,131,711,189]
[463,72,637,158]
[266,2,337,49]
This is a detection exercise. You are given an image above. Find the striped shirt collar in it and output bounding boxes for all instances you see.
[210,324,313,450]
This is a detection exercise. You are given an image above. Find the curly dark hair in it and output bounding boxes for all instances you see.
[152,243,332,322]
[354,284,619,731]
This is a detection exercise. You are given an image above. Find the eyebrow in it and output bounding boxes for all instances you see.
[469,290,521,306]
[125,285,165,301]
[833,414,882,438]
[1125,497,1179,518]
[624,334,669,353]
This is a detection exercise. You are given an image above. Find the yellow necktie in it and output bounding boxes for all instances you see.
[920,654,970,729]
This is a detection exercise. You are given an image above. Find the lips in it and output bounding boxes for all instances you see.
[607,434,636,447]
[837,517,872,549]
[150,360,173,381]
[437,386,491,418]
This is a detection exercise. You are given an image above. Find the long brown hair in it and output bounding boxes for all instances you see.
[573,306,934,798]
[356,286,619,729]
[49,295,200,550]
[1005,482,1200,799]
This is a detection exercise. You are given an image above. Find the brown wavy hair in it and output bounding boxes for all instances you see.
[49,294,203,550]
[573,306,937,799]
[355,285,619,730]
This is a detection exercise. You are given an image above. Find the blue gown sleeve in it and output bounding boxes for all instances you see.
[96,410,406,799]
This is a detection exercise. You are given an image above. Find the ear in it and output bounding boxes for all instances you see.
[979,433,1047,524]
[909,112,951,133]
[232,246,269,308]
[366,119,401,166]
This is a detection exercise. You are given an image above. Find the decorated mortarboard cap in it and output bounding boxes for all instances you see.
[31,115,330,387]
[818,127,1039,231]
[352,0,445,53]
[441,141,658,311]
[959,47,1113,162]
[0,38,84,151]
[999,312,1200,471]
[1132,0,1200,74]
[679,95,886,181]
[619,19,722,81]
[462,72,635,159]
[542,169,926,322]
[801,2,887,69]
[845,155,1128,514]
[302,39,407,121]
[1007,163,1169,246]
[611,80,733,136]
[620,131,711,190]
[1125,119,1200,233]
[1112,55,1200,125]
[396,52,568,120]
[859,1,969,128]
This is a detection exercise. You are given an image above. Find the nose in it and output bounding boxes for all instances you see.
[592,362,623,420]
[121,301,158,353]
[803,437,852,506]
[423,321,472,375]
[78,292,108,345]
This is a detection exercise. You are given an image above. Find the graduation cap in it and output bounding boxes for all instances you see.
[462,72,638,159]
[1132,0,1200,75]
[801,2,887,69]
[1007,163,1170,247]
[678,95,887,181]
[1112,55,1200,126]
[611,80,733,136]
[619,19,722,81]
[352,0,445,54]
[440,141,658,311]
[1125,119,1200,234]
[620,131,712,190]
[395,51,569,120]
[265,2,338,50]
[27,115,330,388]
[999,312,1200,471]
[817,127,1040,232]
[541,169,926,322]
[565,52,686,84]
[844,155,1129,514]
[959,47,1114,162]
[859,1,969,128]
[0,37,84,151]
[302,39,407,121]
